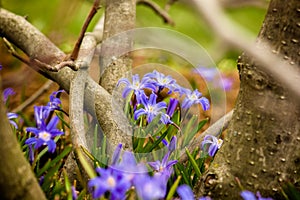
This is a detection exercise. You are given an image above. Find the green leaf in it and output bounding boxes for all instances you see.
[166,176,181,200]
[37,145,72,177]
[63,169,73,200]
[77,147,97,178]
[185,147,201,178]
[175,163,191,186]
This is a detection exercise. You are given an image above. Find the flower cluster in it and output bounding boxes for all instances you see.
[89,138,178,200]
[25,90,65,155]
[117,70,210,125]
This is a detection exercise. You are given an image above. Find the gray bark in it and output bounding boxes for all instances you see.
[196,0,300,199]
[0,79,46,200]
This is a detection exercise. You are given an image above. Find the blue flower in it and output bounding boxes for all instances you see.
[177,185,194,200]
[2,87,15,104]
[201,135,223,157]
[25,106,64,153]
[144,70,177,93]
[240,190,273,200]
[0,64,2,70]
[47,90,64,111]
[182,89,210,111]
[134,93,167,123]
[148,150,177,181]
[117,74,156,100]
[7,112,18,129]
[88,167,131,200]
[161,98,179,124]
[71,186,78,200]
[133,174,166,200]
[161,135,177,153]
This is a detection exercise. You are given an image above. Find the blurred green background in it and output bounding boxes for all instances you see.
[0,0,268,113]
[1,0,267,65]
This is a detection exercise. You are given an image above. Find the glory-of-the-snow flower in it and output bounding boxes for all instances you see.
[134,92,167,123]
[88,167,131,200]
[117,74,156,101]
[182,88,210,110]
[25,106,64,153]
[201,134,223,157]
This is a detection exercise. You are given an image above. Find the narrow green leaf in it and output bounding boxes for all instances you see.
[185,147,201,178]
[63,169,73,200]
[166,176,182,200]
[77,147,97,178]
[175,164,191,186]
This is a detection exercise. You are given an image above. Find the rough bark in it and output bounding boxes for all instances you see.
[196,0,300,199]
[0,79,46,200]
[99,0,135,94]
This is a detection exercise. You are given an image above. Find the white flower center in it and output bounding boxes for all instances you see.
[148,105,154,112]
[190,93,198,100]
[39,131,51,142]
[217,139,223,149]
[133,82,140,89]
[106,176,116,188]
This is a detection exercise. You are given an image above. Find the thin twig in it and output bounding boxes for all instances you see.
[70,0,101,61]
[190,0,300,101]
[137,0,175,25]
[3,37,31,66]
[11,80,54,113]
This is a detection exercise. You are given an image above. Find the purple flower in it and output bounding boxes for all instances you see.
[0,64,2,70]
[144,70,177,93]
[161,135,177,153]
[193,66,217,81]
[201,135,223,157]
[110,144,148,183]
[88,167,131,200]
[148,151,177,181]
[117,74,156,100]
[182,89,210,111]
[7,112,18,129]
[3,88,16,103]
[33,106,51,128]
[47,90,64,111]
[25,106,64,153]
[134,93,167,123]
[133,174,166,200]
[177,185,194,200]
[241,190,273,200]
[71,186,78,200]
[161,98,179,124]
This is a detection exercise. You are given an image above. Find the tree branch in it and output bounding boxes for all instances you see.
[99,0,135,94]
[69,0,101,61]
[189,0,300,101]
[0,77,46,200]
[137,0,175,25]
[0,8,132,152]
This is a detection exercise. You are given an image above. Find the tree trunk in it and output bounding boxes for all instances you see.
[196,0,300,199]
[0,80,46,200]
